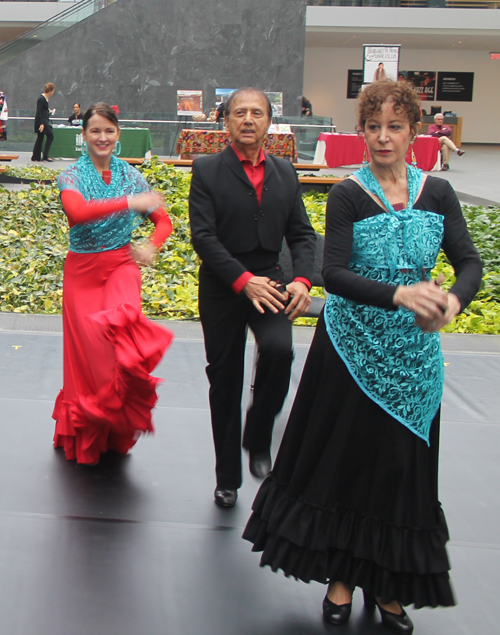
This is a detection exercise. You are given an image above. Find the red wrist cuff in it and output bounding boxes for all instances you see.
[232,272,254,294]
[294,277,312,290]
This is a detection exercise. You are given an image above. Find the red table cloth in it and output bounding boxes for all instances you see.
[318,133,440,171]
[176,129,298,162]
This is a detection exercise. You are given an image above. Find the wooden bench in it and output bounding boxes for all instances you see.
[293,163,329,171]
[121,158,145,165]
[0,154,19,162]
[299,175,344,194]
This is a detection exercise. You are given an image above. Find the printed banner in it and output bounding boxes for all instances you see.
[399,71,436,101]
[363,45,400,84]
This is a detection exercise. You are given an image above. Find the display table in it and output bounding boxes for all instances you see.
[46,126,153,159]
[314,133,441,171]
[176,129,297,162]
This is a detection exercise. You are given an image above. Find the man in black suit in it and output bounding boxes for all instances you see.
[189,87,316,508]
[31,82,56,162]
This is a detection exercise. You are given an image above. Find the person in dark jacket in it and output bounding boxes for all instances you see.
[31,82,56,162]
[189,87,316,509]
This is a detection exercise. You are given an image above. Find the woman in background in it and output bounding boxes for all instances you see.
[32,82,56,162]
[53,102,174,465]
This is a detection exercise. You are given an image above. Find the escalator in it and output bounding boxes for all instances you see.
[0,0,117,67]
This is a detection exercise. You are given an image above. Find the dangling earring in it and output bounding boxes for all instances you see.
[113,141,121,156]
[411,145,417,167]
[81,141,88,155]
[362,144,369,165]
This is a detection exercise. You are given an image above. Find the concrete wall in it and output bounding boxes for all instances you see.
[0,0,307,117]
[304,46,500,144]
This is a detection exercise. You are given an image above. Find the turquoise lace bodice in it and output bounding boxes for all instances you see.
[324,166,445,443]
[58,154,150,253]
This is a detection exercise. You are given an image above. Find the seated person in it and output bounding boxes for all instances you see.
[428,113,464,171]
[68,103,83,126]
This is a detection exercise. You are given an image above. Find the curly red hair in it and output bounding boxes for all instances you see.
[358,80,421,136]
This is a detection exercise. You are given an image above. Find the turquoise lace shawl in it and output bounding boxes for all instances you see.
[58,154,150,253]
[324,165,444,444]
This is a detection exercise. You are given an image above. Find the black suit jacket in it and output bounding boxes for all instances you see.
[34,95,51,133]
[189,146,316,289]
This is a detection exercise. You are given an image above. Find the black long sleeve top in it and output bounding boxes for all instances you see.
[323,176,482,312]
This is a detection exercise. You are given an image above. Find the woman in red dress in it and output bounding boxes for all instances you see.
[53,102,173,464]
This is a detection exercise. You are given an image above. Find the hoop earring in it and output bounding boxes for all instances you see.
[81,141,88,155]
[362,144,369,165]
[113,141,121,156]
[411,146,417,167]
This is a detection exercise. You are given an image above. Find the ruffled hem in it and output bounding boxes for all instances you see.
[53,303,173,464]
[243,477,455,609]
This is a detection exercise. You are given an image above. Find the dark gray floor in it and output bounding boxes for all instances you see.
[0,314,498,634]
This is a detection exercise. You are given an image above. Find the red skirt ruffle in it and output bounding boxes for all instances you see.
[53,246,173,464]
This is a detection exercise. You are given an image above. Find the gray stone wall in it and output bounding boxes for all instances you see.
[0,0,307,117]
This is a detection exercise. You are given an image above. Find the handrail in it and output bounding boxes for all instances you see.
[8,116,337,130]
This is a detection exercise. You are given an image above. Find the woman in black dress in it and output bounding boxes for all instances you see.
[243,80,482,634]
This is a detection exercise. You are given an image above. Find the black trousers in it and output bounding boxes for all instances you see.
[199,266,294,490]
[31,126,54,161]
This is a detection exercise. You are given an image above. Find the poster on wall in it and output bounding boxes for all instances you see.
[436,72,474,102]
[177,90,203,116]
[265,92,283,117]
[399,71,436,101]
[363,45,400,84]
[215,88,236,105]
[347,70,363,99]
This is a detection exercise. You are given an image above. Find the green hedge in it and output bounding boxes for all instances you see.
[0,158,498,333]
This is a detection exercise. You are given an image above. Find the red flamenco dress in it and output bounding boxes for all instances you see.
[53,155,173,464]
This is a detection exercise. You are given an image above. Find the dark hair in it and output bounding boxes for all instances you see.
[82,102,119,130]
[358,80,421,137]
[44,82,55,94]
[73,103,81,108]
[225,88,272,119]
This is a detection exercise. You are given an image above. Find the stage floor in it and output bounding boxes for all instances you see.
[0,314,498,635]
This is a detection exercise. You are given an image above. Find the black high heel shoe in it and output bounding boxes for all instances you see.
[362,590,414,635]
[322,594,352,626]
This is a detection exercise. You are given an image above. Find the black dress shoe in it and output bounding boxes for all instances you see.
[214,488,237,508]
[363,590,413,634]
[377,605,413,635]
[249,450,272,479]
[43,157,54,162]
[322,594,352,626]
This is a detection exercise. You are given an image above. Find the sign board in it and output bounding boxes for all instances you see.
[347,70,363,99]
[363,45,400,84]
[436,72,474,102]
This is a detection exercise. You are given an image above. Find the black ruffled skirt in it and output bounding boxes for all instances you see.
[243,313,455,609]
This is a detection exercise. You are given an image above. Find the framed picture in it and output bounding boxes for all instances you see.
[215,88,236,105]
[177,90,203,116]
[399,71,436,101]
[363,45,400,85]
[265,92,283,117]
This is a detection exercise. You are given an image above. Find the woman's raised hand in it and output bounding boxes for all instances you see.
[127,191,165,214]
